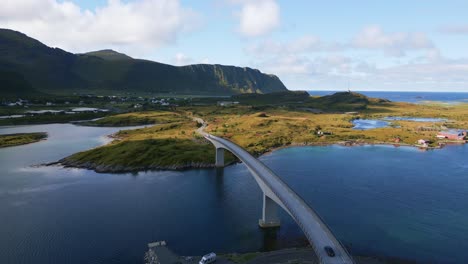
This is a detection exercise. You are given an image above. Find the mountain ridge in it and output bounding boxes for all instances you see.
[0,28,288,96]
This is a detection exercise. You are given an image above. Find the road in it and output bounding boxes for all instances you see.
[193,116,353,263]
[205,134,353,264]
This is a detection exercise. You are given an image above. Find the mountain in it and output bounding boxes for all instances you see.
[0,70,41,96]
[83,50,133,61]
[0,29,288,97]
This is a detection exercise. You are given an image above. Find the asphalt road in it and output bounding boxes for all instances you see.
[204,134,354,264]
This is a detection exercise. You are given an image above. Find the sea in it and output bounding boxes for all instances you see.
[307,90,468,104]
[0,92,468,263]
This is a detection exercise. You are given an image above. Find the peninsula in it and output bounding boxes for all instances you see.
[0,132,47,148]
[55,91,468,173]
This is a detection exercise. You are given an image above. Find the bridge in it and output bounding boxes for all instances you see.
[204,133,354,264]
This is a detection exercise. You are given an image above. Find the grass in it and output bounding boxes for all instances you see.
[0,132,47,148]
[60,96,468,172]
[62,118,236,172]
[0,112,109,126]
[82,111,186,126]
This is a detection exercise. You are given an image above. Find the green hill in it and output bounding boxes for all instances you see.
[83,49,133,61]
[0,70,41,97]
[0,28,288,97]
[229,90,390,111]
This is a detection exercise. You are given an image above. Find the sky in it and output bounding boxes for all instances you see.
[1,0,468,92]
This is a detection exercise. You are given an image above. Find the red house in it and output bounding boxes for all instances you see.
[436,131,467,141]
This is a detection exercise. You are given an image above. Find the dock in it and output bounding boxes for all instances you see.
[144,241,198,264]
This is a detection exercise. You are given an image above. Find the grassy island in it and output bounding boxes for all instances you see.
[0,132,47,148]
[57,92,468,173]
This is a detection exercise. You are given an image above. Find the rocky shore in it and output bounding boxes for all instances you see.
[45,159,237,173]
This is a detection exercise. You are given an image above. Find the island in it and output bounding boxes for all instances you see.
[54,91,468,173]
[0,132,47,148]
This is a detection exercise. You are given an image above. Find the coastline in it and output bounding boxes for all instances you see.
[44,138,465,173]
[36,109,468,173]
[0,132,48,148]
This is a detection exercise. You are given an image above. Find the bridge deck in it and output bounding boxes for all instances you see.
[205,134,354,264]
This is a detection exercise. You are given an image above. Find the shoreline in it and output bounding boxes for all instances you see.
[0,132,48,148]
[43,138,465,174]
[26,114,468,173]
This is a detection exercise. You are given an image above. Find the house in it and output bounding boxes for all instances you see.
[317,130,332,136]
[417,139,429,148]
[436,131,467,141]
[217,101,239,107]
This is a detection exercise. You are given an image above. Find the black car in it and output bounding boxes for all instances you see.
[324,246,335,257]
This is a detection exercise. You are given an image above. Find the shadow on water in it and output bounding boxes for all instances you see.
[215,168,225,199]
[260,227,279,251]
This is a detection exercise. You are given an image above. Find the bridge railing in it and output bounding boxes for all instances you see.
[206,135,354,263]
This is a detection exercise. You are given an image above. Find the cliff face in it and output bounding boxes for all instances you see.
[0,28,288,96]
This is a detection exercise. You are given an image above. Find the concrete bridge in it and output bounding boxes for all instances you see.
[204,134,354,264]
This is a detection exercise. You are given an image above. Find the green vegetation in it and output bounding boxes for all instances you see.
[0,112,109,126]
[0,70,42,97]
[82,111,185,126]
[0,29,287,97]
[233,90,311,105]
[29,92,468,172]
[61,121,236,172]
[83,49,133,61]
[0,132,47,148]
[232,91,391,111]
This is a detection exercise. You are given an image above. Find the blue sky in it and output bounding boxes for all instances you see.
[2,0,468,91]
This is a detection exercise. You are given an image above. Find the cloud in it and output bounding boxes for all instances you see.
[246,35,344,56]
[376,59,468,84]
[0,0,200,57]
[230,0,280,37]
[173,53,211,66]
[247,25,433,58]
[352,25,433,57]
[252,47,468,91]
[256,54,353,77]
[174,52,194,66]
[439,24,468,34]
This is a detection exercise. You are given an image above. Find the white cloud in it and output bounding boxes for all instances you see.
[439,24,468,34]
[173,53,211,66]
[376,59,468,84]
[257,54,353,77]
[0,0,200,57]
[174,52,194,66]
[352,25,433,57]
[231,0,280,37]
[252,46,468,91]
[246,35,343,56]
[200,58,211,64]
[247,25,433,58]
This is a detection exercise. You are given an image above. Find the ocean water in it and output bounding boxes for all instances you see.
[307,91,468,103]
[1,124,468,263]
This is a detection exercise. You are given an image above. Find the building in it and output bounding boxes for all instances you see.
[436,131,467,141]
[217,101,239,107]
[417,139,429,148]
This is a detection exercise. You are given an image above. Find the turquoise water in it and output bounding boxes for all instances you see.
[383,117,447,122]
[352,119,390,130]
[1,124,468,263]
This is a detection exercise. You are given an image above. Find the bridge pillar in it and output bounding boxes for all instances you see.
[215,148,224,167]
[259,193,281,228]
